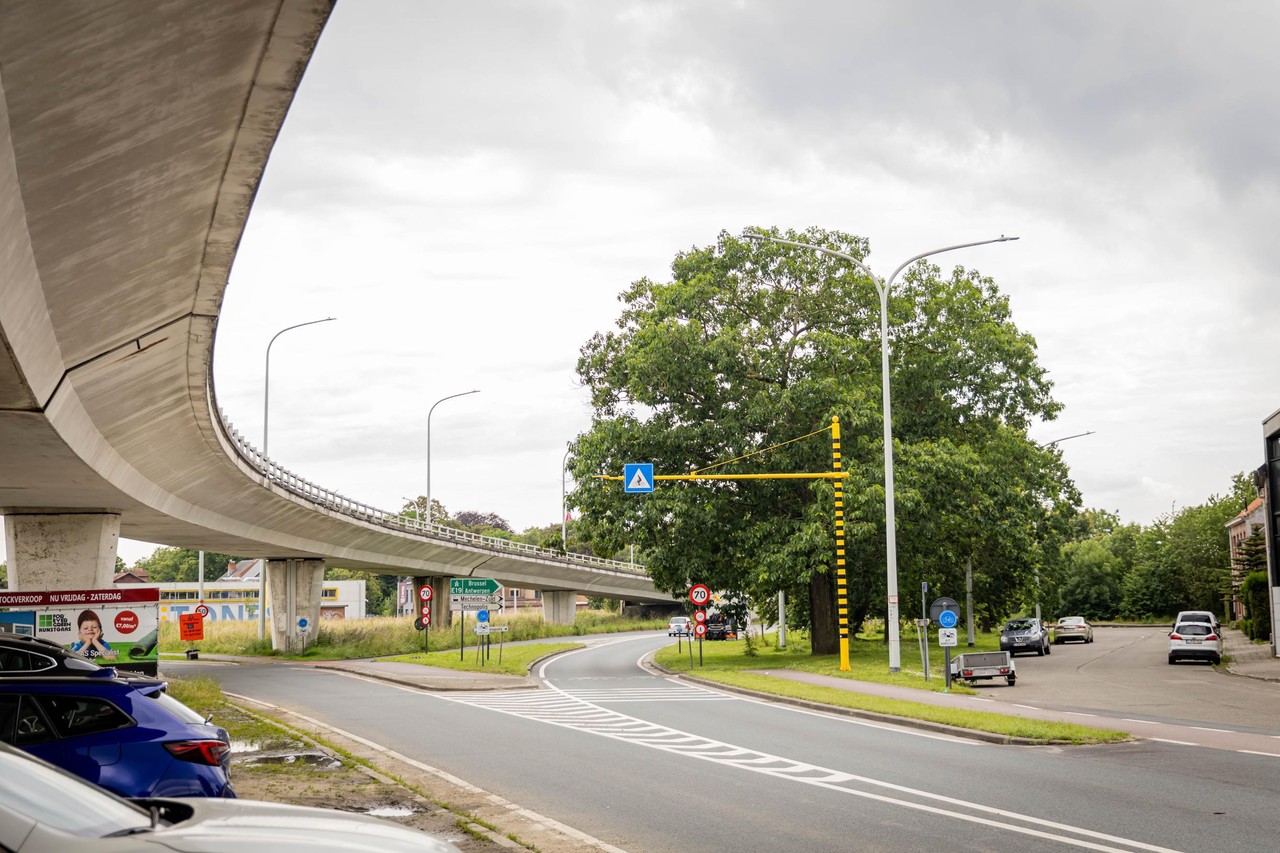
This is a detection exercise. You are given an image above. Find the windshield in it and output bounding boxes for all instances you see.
[1059,618,1084,625]
[0,746,151,836]
[1005,620,1035,631]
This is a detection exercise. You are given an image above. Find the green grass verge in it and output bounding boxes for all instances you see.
[654,635,1127,745]
[381,642,583,676]
[159,611,665,660]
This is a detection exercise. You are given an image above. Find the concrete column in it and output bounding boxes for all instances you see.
[542,590,577,625]
[265,558,325,652]
[4,513,121,590]
[412,577,450,627]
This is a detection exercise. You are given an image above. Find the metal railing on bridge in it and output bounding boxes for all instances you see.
[215,405,645,576]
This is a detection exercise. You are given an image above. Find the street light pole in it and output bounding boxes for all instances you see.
[426,390,481,524]
[259,316,335,641]
[743,231,1018,672]
[263,317,336,459]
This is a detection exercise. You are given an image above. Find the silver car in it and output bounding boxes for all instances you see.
[0,739,459,852]
[1052,616,1094,644]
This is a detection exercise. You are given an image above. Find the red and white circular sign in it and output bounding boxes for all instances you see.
[114,610,139,634]
[689,584,711,606]
[693,609,708,624]
[693,623,708,638]
[422,611,432,625]
[194,604,210,618]
[418,586,434,602]
[421,603,431,617]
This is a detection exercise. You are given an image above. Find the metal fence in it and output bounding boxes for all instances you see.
[215,406,646,576]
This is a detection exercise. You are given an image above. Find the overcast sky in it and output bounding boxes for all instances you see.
[119,1,1280,563]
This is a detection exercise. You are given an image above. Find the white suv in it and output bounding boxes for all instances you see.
[1173,610,1219,632]
[1168,621,1222,665]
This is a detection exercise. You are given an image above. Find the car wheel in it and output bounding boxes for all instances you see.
[1045,641,1051,655]
[1168,656,1176,665]
[1036,644,1045,656]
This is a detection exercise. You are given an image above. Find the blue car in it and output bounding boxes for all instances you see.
[0,675,234,798]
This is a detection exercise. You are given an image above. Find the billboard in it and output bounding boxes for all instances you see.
[0,587,160,675]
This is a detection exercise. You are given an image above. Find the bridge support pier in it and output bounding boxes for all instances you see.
[542,590,577,626]
[413,577,450,627]
[265,558,325,653]
[3,512,121,590]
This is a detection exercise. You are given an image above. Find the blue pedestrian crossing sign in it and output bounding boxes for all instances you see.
[623,463,655,493]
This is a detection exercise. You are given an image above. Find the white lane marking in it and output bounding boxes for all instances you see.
[1013,704,1040,710]
[1149,738,1198,746]
[1189,726,1231,733]
[223,690,628,853]
[1238,750,1280,758]
[437,685,1177,853]
[1123,719,1155,724]
[1066,712,1098,718]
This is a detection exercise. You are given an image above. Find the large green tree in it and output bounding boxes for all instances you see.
[570,227,1074,653]
[132,548,241,583]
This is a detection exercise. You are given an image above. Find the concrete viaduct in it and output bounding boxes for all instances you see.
[0,1,674,650]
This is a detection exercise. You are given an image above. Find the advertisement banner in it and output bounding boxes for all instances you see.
[0,587,160,676]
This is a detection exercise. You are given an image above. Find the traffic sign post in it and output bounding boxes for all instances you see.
[623,463,655,493]
[930,598,962,690]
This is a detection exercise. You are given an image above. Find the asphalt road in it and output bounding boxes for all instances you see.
[183,634,1280,852]
[970,626,1280,732]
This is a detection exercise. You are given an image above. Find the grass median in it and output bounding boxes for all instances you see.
[655,633,1128,745]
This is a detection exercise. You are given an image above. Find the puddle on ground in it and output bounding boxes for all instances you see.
[366,806,418,817]
[238,751,343,769]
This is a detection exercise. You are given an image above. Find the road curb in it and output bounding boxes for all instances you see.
[644,659,1045,746]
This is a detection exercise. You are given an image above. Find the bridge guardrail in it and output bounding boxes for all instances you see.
[213,405,646,576]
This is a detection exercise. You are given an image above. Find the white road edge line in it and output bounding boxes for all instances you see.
[1149,738,1198,746]
[1189,726,1231,733]
[223,690,629,853]
[1237,750,1280,758]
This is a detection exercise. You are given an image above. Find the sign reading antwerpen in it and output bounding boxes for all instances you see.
[449,578,503,612]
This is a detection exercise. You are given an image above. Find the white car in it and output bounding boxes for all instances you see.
[0,739,459,852]
[1173,610,1219,632]
[668,616,692,636]
[1168,621,1222,665]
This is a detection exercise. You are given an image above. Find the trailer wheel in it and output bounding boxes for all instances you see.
[1006,675,1016,686]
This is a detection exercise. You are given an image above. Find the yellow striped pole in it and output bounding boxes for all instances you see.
[832,416,850,671]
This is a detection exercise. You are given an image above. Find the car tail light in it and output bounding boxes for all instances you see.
[1205,634,1218,641]
[999,668,1009,674]
[962,670,973,676]
[1170,633,1182,641]
[164,739,230,766]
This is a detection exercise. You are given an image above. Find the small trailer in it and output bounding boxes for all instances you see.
[950,651,1017,686]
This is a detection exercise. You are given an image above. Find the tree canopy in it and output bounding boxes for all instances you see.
[569,227,1076,652]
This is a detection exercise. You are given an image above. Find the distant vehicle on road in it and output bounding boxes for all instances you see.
[1173,610,1219,632]
[1000,618,1051,656]
[667,616,692,636]
[1052,617,1094,644]
[1168,621,1222,665]
[704,614,738,640]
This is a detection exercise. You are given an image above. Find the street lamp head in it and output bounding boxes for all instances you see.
[997,236,1020,242]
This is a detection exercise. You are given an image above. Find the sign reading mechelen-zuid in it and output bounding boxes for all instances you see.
[0,587,160,676]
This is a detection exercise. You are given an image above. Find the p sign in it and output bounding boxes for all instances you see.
[689,584,711,606]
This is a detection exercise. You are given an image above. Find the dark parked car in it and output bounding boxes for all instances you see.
[0,630,115,678]
[0,675,235,798]
[999,618,1051,656]
[0,739,460,852]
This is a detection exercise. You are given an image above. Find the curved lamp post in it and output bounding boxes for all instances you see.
[258,316,336,641]
[743,231,1018,672]
[426,390,481,523]
[263,317,336,459]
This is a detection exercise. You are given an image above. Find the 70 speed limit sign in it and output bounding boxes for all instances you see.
[689,584,711,606]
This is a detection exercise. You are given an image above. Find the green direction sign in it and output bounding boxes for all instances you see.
[449,578,502,596]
